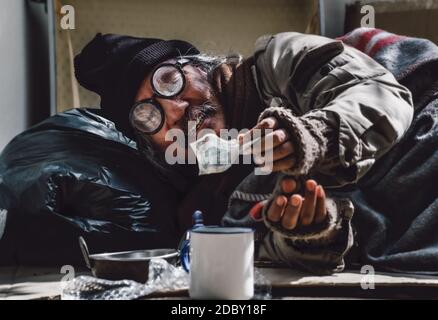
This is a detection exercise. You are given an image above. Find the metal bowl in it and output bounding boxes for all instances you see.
[79,237,179,283]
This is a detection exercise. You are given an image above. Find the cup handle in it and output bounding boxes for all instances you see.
[178,210,204,273]
[179,237,191,272]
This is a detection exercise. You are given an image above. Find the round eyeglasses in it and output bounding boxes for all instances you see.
[130,59,190,135]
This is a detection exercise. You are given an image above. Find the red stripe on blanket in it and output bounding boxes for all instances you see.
[356,29,383,52]
[368,35,405,57]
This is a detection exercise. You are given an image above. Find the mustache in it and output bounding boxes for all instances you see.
[190,102,218,128]
[188,100,217,119]
[169,100,220,151]
[178,100,220,135]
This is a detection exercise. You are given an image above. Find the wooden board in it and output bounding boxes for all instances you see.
[2,266,438,299]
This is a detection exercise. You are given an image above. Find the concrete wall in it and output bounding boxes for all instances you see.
[0,0,29,151]
[319,0,351,38]
[0,0,49,151]
[54,0,315,112]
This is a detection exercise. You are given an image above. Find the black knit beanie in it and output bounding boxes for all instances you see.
[74,33,199,139]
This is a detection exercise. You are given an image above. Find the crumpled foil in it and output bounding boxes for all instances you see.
[254,268,272,300]
[61,258,189,300]
[61,258,271,300]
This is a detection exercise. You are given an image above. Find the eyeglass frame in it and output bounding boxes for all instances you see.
[129,58,191,135]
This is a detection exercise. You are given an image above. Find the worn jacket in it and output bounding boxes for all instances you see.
[223,32,414,274]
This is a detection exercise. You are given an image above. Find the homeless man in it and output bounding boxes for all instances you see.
[73,31,413,274]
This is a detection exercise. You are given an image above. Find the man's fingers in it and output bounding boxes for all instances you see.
[270,180,326,229]
[300,180,318,226]
[254,140,294,166]
[238,117,278,145]
[280,178,296,194]
[314,185,327,224]
[252,129,289,156]
[271,141,294,162]
[278,141,294,160]
[260,156,295,173]
[267,195,287,222]
[281,195,302,230]
[255,117,279,130]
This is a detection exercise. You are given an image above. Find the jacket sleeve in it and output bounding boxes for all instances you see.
[254,32,414,186]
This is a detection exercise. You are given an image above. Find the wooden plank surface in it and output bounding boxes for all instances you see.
[1,266,438,300]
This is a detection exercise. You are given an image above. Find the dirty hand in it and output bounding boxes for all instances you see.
[238,117,295,172]
[266,177,327,229]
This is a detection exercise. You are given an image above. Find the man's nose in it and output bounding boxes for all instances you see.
[158,98,189,127]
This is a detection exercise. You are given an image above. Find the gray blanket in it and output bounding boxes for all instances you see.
[340,29,438,274]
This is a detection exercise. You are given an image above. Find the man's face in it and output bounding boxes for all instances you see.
[134,58,225,152]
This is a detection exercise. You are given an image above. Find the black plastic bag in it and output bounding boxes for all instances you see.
[0,108,182,265]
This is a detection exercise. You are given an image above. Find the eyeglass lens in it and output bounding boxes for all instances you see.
[152,65,184,97]
[131,101,163,134]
